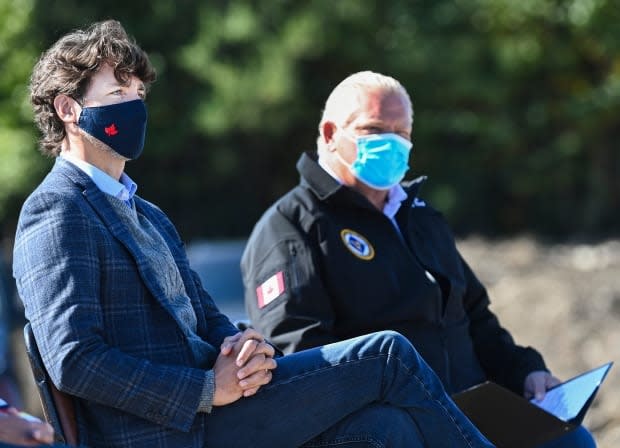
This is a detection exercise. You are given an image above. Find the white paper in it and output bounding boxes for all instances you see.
[530,363,612,422]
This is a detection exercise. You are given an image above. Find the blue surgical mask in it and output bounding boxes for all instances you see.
[77,99,147,160]
[338,131,413,190]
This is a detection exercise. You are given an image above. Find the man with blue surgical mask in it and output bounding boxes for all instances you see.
[242,71,596,448]
[319,73,413,211]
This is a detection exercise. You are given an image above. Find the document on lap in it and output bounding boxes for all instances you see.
[451,362,613,448]
[530,362,613,422]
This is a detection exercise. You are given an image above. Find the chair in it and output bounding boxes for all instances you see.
[23,322,79,446]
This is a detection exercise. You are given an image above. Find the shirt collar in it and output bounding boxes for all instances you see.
[318,155,407,219]
[383,183,407,220]
[60,153,137,201]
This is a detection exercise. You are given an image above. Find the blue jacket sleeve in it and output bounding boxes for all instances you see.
[461,256,548,394]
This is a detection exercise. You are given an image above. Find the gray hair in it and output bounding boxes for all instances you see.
[317,71,413,153]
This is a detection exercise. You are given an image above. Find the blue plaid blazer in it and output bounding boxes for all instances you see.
[13,158,238,447]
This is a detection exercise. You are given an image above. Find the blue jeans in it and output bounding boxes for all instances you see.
[537,425,596,448]
[205,331,493,447]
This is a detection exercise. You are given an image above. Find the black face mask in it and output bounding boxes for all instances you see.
[77,99,147,159]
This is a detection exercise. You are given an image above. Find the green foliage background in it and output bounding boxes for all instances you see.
[1,0,619,243]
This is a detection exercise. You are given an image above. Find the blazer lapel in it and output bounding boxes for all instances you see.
[54,159,188,326]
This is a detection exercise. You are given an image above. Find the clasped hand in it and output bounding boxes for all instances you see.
[212,328,277,406]
[0,409,54,446]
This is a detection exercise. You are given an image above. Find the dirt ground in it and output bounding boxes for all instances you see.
[10,236,620,446]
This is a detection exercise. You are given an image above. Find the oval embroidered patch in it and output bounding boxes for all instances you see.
[340,229,375,260]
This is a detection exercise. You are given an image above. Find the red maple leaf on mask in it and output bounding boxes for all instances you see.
[104,124,119,136]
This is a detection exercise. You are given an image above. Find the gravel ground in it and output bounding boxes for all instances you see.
[10,236,620,446]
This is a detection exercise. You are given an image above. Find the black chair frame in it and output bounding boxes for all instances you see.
[24,322,78,446]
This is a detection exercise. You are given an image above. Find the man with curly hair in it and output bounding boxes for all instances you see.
[13,20,493,448]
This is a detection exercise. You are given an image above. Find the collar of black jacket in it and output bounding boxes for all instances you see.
[296,151,428,210]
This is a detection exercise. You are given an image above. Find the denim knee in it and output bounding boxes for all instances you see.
[537,426,596,448]
[372,330,421,361]
[372,330,413,351]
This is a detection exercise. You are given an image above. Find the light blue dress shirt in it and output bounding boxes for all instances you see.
[60,153,137,203]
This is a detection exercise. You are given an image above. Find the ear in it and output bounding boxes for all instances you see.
[320,121,338,152]
[53,94,81,124]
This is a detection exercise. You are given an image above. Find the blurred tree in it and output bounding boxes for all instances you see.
[1,0,618,243]
[0,0,48,241]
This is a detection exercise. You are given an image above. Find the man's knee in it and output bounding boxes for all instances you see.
[562,426,596,448]
[538,426,596,448]
[368,330,413,351]
[371,330,424,361]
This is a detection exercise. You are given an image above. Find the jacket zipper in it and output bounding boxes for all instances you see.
[289,245,300,288]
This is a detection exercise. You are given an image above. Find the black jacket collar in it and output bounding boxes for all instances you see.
[296,151,427,210]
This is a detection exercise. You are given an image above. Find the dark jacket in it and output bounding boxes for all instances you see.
[242,152,547,395]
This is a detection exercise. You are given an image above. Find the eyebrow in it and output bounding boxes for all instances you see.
[356,121,412,135]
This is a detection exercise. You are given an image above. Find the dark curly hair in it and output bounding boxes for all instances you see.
[30,20,156,157]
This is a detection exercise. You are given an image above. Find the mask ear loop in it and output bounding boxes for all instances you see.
[334,126,359,164]
[336,127,358,146]
[332,126,359,169]
[334,148,354,170]
[71,96,85,125]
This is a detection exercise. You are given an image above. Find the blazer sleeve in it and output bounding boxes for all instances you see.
[13,192,207,432]
[461,256,548,395]
[241,205,339,353]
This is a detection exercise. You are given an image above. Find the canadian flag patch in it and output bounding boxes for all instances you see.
[256,271,285,308]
